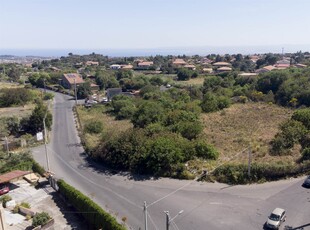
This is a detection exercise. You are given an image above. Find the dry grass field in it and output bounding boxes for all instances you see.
[76,105,133,149]
[0,104,35,118]
[201,102,296,165]
[0,82,23,89]
[174,76,205,86]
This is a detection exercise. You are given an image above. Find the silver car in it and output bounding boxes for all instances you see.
[266,208,286,229]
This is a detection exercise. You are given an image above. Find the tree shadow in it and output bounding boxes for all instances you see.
[38,182,88,230]
[79,152,159,182]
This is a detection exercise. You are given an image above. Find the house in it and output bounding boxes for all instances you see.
[201,57,212,65]
[90,83,100,91]
[203,68,213,73]
[238,73,258,77]
[49,66,61,72]
[106,88,122,101]
[85,61,99,66]
[184,64,196,70]
[61,73,84,89]
[121,64,134,70]
[275,63,290,70]
[137,61,154,69]
[294,63,307,69]
[172,59,187,66]
[74,62,83,68]
[255,65,276,74]
[110,64,121,70]
[217,67,232,72]
[212,62,232,67]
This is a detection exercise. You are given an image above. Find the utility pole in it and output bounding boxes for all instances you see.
[165,211,170,230]
[4,136,9,155]
[74,78,77,105]
[43,114,50,173]
[143,201,148,230]
[248,146,252,177]
[43,79,46,93]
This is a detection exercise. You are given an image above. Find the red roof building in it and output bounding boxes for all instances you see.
[62,73,85,89]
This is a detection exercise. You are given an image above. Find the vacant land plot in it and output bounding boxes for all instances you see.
[0,104,35,118]
[202,102,295,164]
[76,105,133,149]
[0,82,23,89]
[174,76,205,86]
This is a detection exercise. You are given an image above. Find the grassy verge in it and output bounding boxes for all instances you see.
[76,105,132,151]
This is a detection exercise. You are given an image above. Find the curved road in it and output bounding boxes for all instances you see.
[32,92,310,230]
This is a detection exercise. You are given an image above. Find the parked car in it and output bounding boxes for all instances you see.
[0,183,9,195]
[303,175,310,188]
[265,208,286,229]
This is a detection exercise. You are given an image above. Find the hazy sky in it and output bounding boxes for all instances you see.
[1,0,310,51]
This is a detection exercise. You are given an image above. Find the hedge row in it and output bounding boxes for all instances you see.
[213,161,310,184]
[57,179,126,230]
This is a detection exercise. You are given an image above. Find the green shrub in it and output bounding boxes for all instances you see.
[292,108,310,130]
[0,195,12,208]
[194,141,219,160]
[57,179,125,230]
[43,93,54,101]
[32,160,46,176]
[302,148,310,161]
[32,212,51,227]
[84,120,103,134]
[20,202,30,209]
[213,161,310,184]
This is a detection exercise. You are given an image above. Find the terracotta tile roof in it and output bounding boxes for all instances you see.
[213,62,232,66]
[0,170,31,184]
[263,65,276,71]
[85,61,99,66]
[121,64,133,69]
[138,61,153,66]
[295,63,307,68]
[173,59,187,65]
[63,73,84,84]
[184,64,196,68]
[217,67,232,71]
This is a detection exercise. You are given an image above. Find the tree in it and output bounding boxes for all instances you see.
[77,82,92,99]
[25,102,52,135]
[200,93,219,113]
[132,101,164,128]
[194,140,219,160]
[146,136,184,176]
[292,108,310,130]
[177,68,193,81]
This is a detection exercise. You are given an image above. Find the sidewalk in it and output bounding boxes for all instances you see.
[5,179,87,230]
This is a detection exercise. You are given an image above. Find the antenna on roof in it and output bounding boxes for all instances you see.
[282,47,284,59]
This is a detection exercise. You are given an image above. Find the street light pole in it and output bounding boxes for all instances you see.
[143,201,148,230]
[164,210,183,230]
[74,78,77,105]
[43,115,50,173]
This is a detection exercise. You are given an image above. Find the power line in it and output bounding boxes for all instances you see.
[147,213,159,230]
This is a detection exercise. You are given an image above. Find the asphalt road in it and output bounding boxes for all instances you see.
[32,92,310,230]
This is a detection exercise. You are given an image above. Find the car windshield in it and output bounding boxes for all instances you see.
[0,184,7,189]
[269,213,280,221]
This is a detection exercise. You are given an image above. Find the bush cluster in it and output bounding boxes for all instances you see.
[94,129,218,177]
[271,108,310,156]
[32,212,51,227]
[57,179,126,230]
[213,161,310,184]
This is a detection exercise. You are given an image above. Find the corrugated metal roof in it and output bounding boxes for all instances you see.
[0,170,31,184]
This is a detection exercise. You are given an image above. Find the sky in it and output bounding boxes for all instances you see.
[1,0,310,55]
